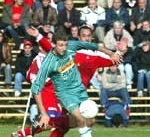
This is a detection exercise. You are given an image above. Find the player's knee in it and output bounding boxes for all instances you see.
[77,116,86,127]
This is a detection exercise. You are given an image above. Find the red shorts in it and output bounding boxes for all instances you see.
[48,109,69,129]
[41,83,63,118]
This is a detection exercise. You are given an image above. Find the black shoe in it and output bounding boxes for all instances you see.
[31,119,40,136]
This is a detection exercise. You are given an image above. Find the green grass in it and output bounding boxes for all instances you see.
[0,123,150,137]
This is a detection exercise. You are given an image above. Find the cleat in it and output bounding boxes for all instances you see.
[31,119,40,136]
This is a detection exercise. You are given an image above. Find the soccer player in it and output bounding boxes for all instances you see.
[11,26,122,137]
[30,28,122,137]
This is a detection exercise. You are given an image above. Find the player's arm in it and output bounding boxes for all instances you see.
[98,43,123,65]
[34,93,49,129]
[26,26,52,52]
[31,53,53,128]
[68,40,122,64]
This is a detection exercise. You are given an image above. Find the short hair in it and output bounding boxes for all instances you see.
[54,31,68,43]
[113,20,124,28]
[78,25,93,36]
[112,114,123,127]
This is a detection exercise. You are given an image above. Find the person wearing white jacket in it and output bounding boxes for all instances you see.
[80,0,106,42]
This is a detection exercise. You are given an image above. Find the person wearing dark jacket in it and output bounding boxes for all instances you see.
[133,41,150,97]
[104,100,130,127]
[133,20,150,46]
[14,40,36,97]
[57,0,80,35]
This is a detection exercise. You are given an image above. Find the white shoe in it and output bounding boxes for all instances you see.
[127,84,132,89]
[14,91,21,97]
[19,43,24,50]
[138,90,143,97]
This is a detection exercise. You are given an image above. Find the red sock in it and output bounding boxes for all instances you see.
[50,128,65,137]
[17,126,43,137]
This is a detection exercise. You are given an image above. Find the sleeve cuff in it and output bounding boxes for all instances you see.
[36,34,43,42]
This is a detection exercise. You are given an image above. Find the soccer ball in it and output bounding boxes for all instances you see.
[79,99,98,118]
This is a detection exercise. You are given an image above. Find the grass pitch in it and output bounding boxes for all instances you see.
[0,123,150,137]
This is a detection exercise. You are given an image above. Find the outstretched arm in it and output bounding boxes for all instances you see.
[98,44,123,65]
[26,26,52,52]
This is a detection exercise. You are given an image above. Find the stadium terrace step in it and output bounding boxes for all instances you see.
[0,89,30,93]
[0,105,26,108]
[0,113,28,117]
[0,97,29,101]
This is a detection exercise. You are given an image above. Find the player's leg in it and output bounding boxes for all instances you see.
[60,91,94,137]
[71,108,94,137]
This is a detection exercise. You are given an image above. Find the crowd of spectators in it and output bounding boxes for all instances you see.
[0,0,149,127]
[0,0,149,93]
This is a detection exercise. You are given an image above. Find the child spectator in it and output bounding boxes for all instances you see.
[14,40,36,97]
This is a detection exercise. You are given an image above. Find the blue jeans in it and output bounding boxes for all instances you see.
[137,71,150,91]
[100,88,131,107]
[14,72,25,93]
[5,25,26,48]
[0,64,12,84]
[118,63,133,85]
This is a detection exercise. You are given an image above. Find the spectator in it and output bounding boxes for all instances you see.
[68,25,79,40]
[105,0,130,31]
[104,21,133,51]
[50,0,64,13]
[117,38,134,89]
[100,65,131,109]
[32,0,42,11]
[133,41,150,97]
[14,40,36,97]
[2,0,32,49]
[0,30,12,89]
[4,0,34,8]
[80,0,106,42]
[57,0,80,35]
[38,23,52,37]
[104,100,130,127]
[130,0,150,32]
[32,0,57,33]
[133,20,150,46]
[122,0,137,11]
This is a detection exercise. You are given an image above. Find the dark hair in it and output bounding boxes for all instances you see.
[78,25,93,36]
[54,31,68,43]
[112,114,123,127]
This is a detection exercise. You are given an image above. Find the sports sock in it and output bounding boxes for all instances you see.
[79,126,92,137]
[17,126,43,137]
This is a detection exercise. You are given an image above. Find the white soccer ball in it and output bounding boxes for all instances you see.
[79,99,98,118]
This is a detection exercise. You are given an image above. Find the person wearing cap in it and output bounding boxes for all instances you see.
[132,41,150,97]
[14,40,37,97]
